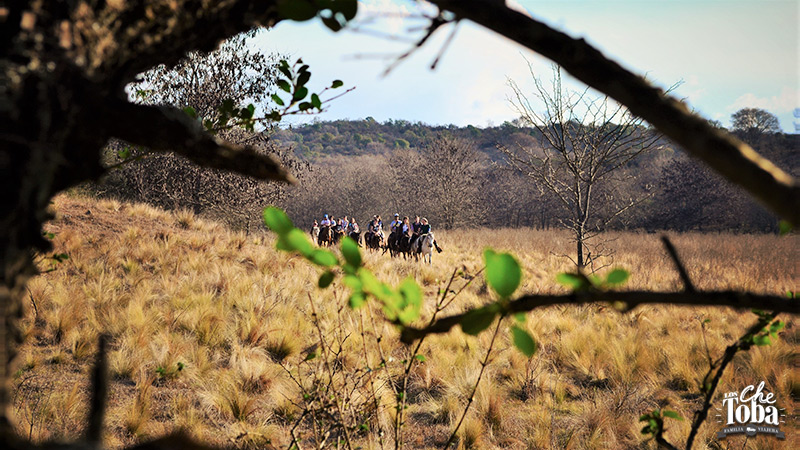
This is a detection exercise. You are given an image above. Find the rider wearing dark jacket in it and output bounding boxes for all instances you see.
[413,217,442,253]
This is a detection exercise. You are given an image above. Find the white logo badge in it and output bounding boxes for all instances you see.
[716,381,786,440]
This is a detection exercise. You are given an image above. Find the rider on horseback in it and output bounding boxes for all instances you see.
[320,214,331,227]
[390,214,401,233]
[412,217,442,253]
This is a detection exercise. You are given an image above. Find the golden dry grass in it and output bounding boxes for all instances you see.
[12,194,799,449]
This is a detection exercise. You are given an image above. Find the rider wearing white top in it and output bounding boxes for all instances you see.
[320,214,331,227]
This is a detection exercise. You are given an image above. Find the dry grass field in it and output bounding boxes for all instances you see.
[12,194,798,449]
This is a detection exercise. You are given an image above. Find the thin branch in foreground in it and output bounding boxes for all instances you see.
[399,291,797,343]
[382,13,450,77]
[661,236,696,293]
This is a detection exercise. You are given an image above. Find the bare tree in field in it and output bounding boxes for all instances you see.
[500,65,661,269]
[417,136,486,228]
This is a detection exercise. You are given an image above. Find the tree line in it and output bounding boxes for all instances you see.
[99,114,797,235]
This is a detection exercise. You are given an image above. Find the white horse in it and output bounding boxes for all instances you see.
[311,225,320,245]
[419,232,435,265]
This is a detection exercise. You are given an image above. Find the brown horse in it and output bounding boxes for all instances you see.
[332,227,345,245]
[348,231,362,246]
[364,231,382,252]
[387,230,412,259]
[318,225,332,247]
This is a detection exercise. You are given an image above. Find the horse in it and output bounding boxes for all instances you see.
[364,231,382,252]
[318,225,332,247]
[388,230,412,259]
[348,231,362,246]
[418,232,435,264]
[387,230,401,257]
[332,226,345,245]
[311,225,320,245]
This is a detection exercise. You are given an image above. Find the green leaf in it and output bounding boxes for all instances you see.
[331,79,344,89]
[310,249,338,267]
[397,278,423,324]
[460,307,497,335]
[277,0,318,21]
[556,272,591,291]
[220,98,235,113]
[277,78,292,92]
[284,229,314,256]
[511,325,537,357]
[415,354,426,362]
[343,274,362,291]
[769,321,785,333]
[483,249,522,298]
[357,269,381,295]
[662,410,683,420]
[304,352,316,361]
[513,313,526,324]
[605,268,630,286]
[753,334,771,346]
[297,71,311,87]
[298,101,312,111]
[321,16,343,32]
[338,0,358,20]
[293,86,309,101]
[399,278,422,309]
[319,271,335,288]
[263,207,294,235]
[182,106,197,119]
[311,93,322,109]
[341,237,362,268]
[52,253,69,262]
[349,292,366,309]
[779,220,793,235]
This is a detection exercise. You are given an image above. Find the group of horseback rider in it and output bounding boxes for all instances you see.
[311,213,442,257]
[311,214,360,247]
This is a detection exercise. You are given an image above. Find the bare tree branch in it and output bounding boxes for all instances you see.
[400,292,796,343]
[106,101,295,183]
[660,236,696,293]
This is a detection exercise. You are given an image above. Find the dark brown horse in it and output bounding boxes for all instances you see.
[318,225,332,247]
[388,230,412,259]
[364,231,382,252]
[348,231,362,246]
[332,226,345,245]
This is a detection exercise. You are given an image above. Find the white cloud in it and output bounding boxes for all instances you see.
[728,87,799,114]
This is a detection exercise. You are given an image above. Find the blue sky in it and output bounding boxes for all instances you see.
[252,0,799,132]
